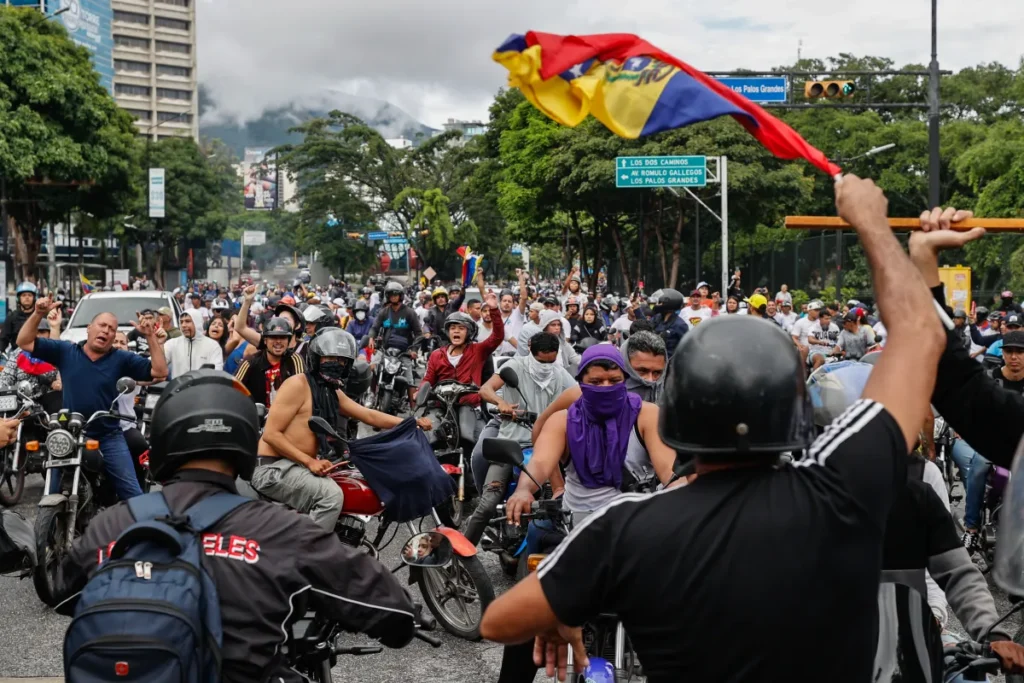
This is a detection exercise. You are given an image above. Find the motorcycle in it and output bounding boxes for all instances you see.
[285,532,445,682]
[933,415,961,505]
[974,463,1011,569]
[414,379,480,527]
[485,440,645,682]
[372,336,425,417]
[291,417,495,641]
[139,380,167,440]
[32,377,139,606]
[0,381,65,507]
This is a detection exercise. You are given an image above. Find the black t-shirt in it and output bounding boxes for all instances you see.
[990,365,1024,394]
[538,399,906,683]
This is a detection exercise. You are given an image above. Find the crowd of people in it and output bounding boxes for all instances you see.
[7,176,1024,682]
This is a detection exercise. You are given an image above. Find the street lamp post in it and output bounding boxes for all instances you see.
[834,144,898,294]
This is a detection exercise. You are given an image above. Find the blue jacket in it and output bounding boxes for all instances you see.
[654,314,689,358]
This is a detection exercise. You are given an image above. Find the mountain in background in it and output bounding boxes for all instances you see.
[198,84,439,157]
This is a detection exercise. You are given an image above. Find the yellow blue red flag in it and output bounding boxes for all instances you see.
[493,32,840,176]
[456,246,483,289]
[80,273,95,294]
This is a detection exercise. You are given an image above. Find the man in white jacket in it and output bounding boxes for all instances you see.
[163,310,223,378]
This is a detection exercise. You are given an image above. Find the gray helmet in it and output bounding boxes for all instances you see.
[443,311,478,343]
[383,281,404,301]
[306,327,358,387]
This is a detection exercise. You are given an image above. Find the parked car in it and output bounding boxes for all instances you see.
[61,291,182,344]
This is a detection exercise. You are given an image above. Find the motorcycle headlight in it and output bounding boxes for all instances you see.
[45,430,76,459]
[384,359,401,374]
[0,393,19,413]
[145,392,161,411]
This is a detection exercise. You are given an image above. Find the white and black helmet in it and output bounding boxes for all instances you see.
[383,281,404,302]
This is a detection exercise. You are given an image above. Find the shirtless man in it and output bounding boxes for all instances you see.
[253,327,430,531]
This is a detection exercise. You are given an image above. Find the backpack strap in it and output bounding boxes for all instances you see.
[183,493,252,532]
[127,491,173,522]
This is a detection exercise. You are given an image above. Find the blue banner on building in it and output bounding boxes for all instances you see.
[42,0,114,94]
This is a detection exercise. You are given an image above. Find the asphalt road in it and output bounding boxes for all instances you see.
[0,473,517,682]
[1,470,1020,682]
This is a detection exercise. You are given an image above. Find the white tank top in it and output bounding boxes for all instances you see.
[562,422,654,513]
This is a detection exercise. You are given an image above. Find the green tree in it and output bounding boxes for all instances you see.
[125,138,230,287]
[0,6,140,280]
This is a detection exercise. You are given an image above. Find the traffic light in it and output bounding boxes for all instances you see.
[804,80,855,99]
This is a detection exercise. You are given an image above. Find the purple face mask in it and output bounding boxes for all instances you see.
[567,377,641,490]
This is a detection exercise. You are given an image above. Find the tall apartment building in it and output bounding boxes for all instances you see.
[110,0,198,141]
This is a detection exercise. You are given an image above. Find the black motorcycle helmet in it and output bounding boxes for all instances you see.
[649,288,684,314]
[383,281,404,303]
[306,327,358,387]
[148,370,259,481]
[263,316,294,338]
[659,316,814,457]
[976,306,989,320]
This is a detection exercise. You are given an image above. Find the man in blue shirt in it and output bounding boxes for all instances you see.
[17,296,168,500]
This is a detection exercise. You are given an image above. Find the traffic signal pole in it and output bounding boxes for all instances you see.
[928,0,941,207]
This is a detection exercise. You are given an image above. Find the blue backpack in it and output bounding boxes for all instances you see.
[64,491,250,682]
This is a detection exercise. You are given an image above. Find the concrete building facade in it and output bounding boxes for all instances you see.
[110,0,198,141]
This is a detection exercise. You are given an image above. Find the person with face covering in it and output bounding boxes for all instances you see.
[493,344,676,683]
[517,310,579,371]
[531,331,668,443]
[162,310,224,378]
[255,328,431,531]
[346,299,373,342]
[467,332,577,546]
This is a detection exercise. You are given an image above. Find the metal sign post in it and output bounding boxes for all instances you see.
[665,156,728,297]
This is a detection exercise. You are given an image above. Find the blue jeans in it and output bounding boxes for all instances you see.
[47,431,143,501]
[951,439,990,530]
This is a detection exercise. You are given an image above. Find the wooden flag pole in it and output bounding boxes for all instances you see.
[785,216,1024,232]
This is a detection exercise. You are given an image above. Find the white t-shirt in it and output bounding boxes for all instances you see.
[790,316,818,346]
[872,321,888,347]
[446,347,463,368]
[679,305,712,329]
[775,311,798,331]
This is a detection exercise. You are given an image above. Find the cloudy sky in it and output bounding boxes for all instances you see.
[196,0,1024,128]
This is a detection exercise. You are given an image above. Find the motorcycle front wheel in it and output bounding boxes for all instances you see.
[0,444,25,507]
[378,388,394,416]
[33,501,70,607]
[417,554,495,641]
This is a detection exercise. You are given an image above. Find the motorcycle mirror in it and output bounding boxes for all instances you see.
[255,403,267,419]
[400,532,453,568]
[15,380,34,399]
[498,366,520,389]
[482,437,525,468]
[995,436,1024,596]
[116,377,137,395]
[415,385,431,409]
[308,416,342,441]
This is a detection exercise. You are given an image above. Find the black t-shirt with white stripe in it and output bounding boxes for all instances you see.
[537,399,906,683]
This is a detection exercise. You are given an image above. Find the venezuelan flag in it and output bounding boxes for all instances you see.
[456,246,484,289]
[80,273,95,294]
[493,32,840,176]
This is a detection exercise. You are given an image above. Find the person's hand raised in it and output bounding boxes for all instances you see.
[35,295,57,317]
[834,174,889,231]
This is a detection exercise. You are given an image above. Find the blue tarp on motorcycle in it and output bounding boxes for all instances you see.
[347,417,455,523]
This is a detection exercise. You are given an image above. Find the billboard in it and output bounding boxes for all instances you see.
[242,148,278,211]
[37,0,114,94]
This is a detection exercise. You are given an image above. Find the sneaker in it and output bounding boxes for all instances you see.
[962,529,980,553]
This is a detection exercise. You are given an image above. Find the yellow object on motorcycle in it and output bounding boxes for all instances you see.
[25,441,39,452]
[526,554,546,573]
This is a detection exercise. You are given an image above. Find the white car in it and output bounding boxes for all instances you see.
[61,291,182,345]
